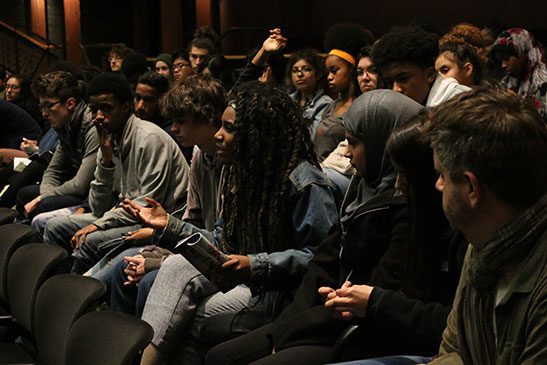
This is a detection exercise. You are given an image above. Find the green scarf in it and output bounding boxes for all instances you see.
[458,194,547,364]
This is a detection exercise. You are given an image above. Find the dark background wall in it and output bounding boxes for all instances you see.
[218,0,547,54]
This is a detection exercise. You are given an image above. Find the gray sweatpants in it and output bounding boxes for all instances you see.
[141,254,253,358]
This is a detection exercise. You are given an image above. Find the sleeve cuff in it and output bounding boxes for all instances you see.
[248,252,270,288]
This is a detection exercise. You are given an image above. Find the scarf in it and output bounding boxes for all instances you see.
[340,90,422,224]
[458,194,547,364]
[492,28,547,120]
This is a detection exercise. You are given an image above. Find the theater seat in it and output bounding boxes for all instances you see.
[0,224,37,315]
[4,244,67,338]
[0,208,17,226]
[0,274,106,365]
[65,310,153,365]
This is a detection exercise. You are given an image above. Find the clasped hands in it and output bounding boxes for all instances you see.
[318,281,374,320]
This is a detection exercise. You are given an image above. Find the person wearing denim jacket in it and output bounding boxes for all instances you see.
[139,160,339,363]
[120,82,340,365]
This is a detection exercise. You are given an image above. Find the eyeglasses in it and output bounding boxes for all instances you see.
[38,100,63,112]
[173,62,191,70]
[291,66,314,75]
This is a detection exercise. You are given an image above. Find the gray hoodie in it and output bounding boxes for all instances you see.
[89,114,189,230]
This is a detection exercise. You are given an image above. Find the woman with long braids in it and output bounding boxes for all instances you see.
[121,81,339,365]
[206,90,423,365]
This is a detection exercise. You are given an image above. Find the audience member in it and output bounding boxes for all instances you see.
[492,28,547,122]
[105,45,134,72]
[5,74,45,130]
[314,23,371,160]
[373,26,469,106]
[15,71,96,220]
[234,28,288,88]
[189,26,218,72]
[0,99,42,151]
[286,49,332,139]
[325,121,467,365]
[135,71,193,163]
[172,49,195,82]
[356,46,383,93]
[43,73,189,274]
[426,83,547,364]
[436,24,487,86]
[110,74,227,316]
[153,53,173,80]
[198,54,235,90]
[205,90,422,365]
[121,52,149,90]
[123,82,338,364]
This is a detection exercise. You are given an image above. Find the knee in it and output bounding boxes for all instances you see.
[112,259,128,284]
[43,215,70,245]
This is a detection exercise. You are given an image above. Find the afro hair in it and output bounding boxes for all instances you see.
[372,26,439,69]
[323,23,374,59]
[87,72,132,103]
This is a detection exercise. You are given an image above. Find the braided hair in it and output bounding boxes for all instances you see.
[221,81,319,255]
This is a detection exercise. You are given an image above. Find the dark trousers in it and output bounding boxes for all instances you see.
[205,323,334,365]
[16,184,82,220]
[110,259,158,318]
[0,158,48,208]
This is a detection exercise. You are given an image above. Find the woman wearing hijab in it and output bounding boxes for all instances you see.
[205,90,423,365]
[491,28,547,122]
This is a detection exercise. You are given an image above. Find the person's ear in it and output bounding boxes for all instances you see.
[65,97,77,111]
[463,62,473,81]
[463,171,481,208]
[426,66,437,84]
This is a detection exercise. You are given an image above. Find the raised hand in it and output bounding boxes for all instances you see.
[262,28,287,53]
[94,121,114,166]
[120,197,168,229]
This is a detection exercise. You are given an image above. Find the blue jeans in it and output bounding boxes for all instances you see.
[43,212,141,273]
[110,257,158,317]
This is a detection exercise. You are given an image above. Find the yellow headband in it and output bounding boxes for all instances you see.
[328,49,356,66]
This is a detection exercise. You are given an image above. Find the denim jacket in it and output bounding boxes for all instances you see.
[154,160,339,291]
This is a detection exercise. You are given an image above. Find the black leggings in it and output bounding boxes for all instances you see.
[205,323,333,365]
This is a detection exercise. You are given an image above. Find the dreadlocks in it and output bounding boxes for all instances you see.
[222,81,319,255]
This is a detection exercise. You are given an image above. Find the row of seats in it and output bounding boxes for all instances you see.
[0,223,154,365]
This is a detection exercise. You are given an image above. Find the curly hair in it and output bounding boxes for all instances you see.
[439,23,488,85]
[221,81,319,254]
[160,75,227,127]
[137,70,170,95]
[285,49,327,93]
[32,71,86,101]
[372,26,439,69]
[87,72,132,103]
[323,23,374,60]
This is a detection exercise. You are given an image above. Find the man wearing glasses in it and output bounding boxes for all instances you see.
[16,71,99,221]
